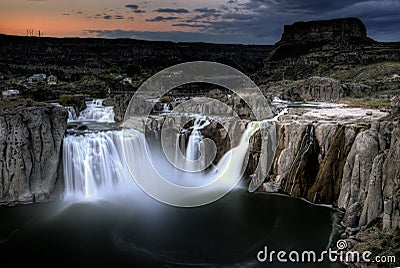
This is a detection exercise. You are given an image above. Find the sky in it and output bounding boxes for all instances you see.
[0,0,399,44]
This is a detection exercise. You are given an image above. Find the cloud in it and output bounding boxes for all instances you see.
[146,16,180,22]
[327,0,400,41]
[154,8,189,13]
[172,23,207,28]
[125,3,146,13]
[193,8,218,13]
[177,0,399,42]
[240,0,370,14]
[99,14,125,20]
[125,4,138,9]
[86,0,399,43]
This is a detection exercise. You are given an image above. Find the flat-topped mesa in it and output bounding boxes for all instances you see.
[277,17,367,46]
[264,17,400,80]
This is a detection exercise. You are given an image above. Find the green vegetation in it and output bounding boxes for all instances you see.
[59,94,85,108]
[0,97,48,112]
[328,61,400,81]
[106,66,122,74]
[159,95,174,103]
[360,218,400,266]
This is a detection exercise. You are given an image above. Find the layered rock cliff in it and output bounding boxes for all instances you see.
[0,102,68,205]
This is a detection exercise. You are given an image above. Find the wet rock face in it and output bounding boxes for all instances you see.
[0,106,68,205]
[255,122,358,203]
[392,95,400,116]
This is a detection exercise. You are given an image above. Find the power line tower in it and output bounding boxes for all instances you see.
[26,29,34,37]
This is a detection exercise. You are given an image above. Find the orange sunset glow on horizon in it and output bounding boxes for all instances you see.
[1,0,399,44]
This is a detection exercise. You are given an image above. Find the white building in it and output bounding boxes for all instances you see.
[122,77,132,84]
[28,73,46,83]
[2,90,20,97]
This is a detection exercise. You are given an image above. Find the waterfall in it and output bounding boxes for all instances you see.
[63,131,136,198]
[284,124,315,194]
[161,103,171,115]
[77,99,115,123]
[184,116,210,171]
[50,102,78,122]
[66,106,77,122]
[62,116,262,200]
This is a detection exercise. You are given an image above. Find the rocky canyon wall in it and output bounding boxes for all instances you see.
[0,104,68,205]
[245,117,400,254]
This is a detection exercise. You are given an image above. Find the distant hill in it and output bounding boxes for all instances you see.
[0,34,272,81]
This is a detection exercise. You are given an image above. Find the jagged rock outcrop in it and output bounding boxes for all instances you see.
[0,105,68,205]
[338,129,384,228]
[381,125,400,231]
[334,122,400,232]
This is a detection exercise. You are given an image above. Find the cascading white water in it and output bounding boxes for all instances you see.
[62,104,289,200]
[77,99,115,123]
[184,116,210,171]
[63,130,137,198]
[63,116,261,199]
[161,103,171,115]
[66,106,77,122]
[50,102,78,123]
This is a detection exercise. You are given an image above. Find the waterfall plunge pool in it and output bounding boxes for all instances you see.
[0,190,343,267]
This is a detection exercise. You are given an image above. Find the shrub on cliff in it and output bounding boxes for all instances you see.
[159,95,174,103]
[59,94,86,112]
[0,97,49,112]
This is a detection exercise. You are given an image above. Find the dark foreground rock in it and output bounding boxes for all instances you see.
[0,102,68,205]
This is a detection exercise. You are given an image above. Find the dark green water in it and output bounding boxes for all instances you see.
[0,190,343,267]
